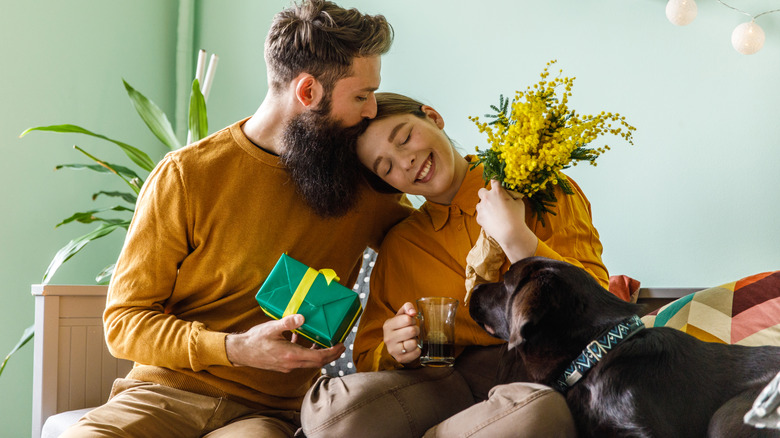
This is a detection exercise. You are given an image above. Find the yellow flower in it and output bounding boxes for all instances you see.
[470,60,635,221]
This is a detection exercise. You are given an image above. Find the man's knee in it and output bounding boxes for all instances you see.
[302,368,474,438]
[425,382,575,438]
[60,379,220,437]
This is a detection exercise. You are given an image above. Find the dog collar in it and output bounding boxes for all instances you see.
[553,314,645,393]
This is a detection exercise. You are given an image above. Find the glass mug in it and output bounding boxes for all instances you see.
[416,296,458,367]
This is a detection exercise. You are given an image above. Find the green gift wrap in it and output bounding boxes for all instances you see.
[255,253,363,348]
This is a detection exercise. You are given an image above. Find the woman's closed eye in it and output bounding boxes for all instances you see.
[401,128,412,145]
[370,154,391,176]
[381,128,413,176]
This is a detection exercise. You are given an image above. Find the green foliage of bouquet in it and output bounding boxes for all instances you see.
[469,60,636,225]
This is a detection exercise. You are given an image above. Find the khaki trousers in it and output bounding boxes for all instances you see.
[301,345,576,438]
[60,378,300,438]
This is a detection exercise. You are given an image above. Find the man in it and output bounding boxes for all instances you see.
[62,1,411,436]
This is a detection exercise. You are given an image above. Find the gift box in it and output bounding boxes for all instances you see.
[255,253,363,348]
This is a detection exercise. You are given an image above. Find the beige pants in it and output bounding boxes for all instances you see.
[60,378,300,438]
[301,346,576,438]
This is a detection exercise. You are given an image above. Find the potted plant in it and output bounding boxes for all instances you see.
[0,52,218,377]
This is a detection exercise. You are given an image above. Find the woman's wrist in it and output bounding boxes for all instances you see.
[500,232,538,263]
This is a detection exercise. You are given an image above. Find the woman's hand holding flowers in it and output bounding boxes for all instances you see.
[476,181,538,263]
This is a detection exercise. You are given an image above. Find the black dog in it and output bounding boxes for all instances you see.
[469,256,780,438]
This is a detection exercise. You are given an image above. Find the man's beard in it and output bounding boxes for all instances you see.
[279,110,370,218]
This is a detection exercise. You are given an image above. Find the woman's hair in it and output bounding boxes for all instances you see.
[265,0,393,96]
[360,92,428,194]
[372,92,427,121]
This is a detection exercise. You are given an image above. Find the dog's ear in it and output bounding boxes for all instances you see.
[502,260,540,349]
[506,262,576,350]
[506,279,556,350]
[507,287,530,349]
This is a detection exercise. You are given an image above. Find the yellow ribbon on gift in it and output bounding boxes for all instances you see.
[283,268,340,317]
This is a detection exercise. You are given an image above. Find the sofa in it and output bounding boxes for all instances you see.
[31,249,779,437]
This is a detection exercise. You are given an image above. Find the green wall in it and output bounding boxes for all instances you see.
[0,1,178,435]
[2,0,779,435]
[196,0,780,289]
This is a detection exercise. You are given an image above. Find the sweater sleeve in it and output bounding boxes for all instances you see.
[531,177,609,289]
[103,155,232,371]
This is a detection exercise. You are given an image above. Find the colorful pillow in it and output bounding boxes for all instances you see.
[641,271,780,346]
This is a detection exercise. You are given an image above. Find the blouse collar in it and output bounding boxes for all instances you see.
[424,157,484,231]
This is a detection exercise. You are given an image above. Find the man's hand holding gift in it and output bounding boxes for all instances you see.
[226,314,346,373]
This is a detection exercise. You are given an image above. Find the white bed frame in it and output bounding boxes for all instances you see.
[29,283,697,437]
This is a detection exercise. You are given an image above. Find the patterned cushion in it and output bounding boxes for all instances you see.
[641,271,780,346]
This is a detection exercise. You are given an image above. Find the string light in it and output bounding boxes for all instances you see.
[732,20,765,55]
[665,0,780,54]
[666,0,698,26]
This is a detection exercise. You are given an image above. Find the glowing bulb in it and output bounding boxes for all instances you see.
[666,0,698,26]
[731,20,765,55]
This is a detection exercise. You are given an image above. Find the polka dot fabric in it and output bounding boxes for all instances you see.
[321,249,377,377]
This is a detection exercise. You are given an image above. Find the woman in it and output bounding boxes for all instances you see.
[301,93,609,438]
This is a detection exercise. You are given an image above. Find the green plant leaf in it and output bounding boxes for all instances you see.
[96,264,116,284]
[42,223,124,284]
[189,79,208,142]
[100,218,131,227]
[20,124,156,172]
[72,145,142,195]
[56,206,134,227]
[0,325,35,378]
[92,190,138,204]
[55,162,141,181]
[123,79,181,151]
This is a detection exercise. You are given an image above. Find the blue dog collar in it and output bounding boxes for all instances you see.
[554,314,645,393]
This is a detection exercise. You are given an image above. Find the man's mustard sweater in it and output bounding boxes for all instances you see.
[104,119,411,410]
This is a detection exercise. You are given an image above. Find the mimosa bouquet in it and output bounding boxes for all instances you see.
[464,60,636,299]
